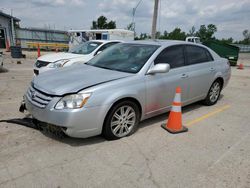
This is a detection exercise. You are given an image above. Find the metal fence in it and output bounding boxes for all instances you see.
[15,27,69,50]
[232,44,250,53]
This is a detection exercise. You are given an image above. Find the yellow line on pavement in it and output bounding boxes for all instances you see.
[186,105,231,126]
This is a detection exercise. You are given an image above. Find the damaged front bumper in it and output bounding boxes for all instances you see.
[19,98,26,113]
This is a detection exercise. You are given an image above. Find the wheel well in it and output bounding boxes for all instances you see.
[215,77,224,88]
[102,97,142,133]
[111,97,142,118]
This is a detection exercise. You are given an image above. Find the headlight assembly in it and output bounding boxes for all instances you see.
[48,59,70,68]
[55,93,91,110]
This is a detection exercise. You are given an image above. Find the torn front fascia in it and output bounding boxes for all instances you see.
[19,97,26,113]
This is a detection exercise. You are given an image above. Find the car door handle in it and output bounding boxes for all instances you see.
[181,74,189,78]
[210,67,216,72]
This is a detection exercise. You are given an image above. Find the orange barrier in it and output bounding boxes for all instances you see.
[161,87,188,134]
[26,42,68,50]
[237,63,244,70]
[6,39,10,52]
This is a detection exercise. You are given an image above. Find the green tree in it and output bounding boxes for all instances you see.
[158,30,168,39]
[242,29,250,44]
[91,16,116,29]
[167,28,187,40]
[135,33,151,40]
[106,21,116,29]
[219,37,234,44]
[188,26,196,36]
[196,24,217,42]
[126,23,134,31]
[155,31,161,39]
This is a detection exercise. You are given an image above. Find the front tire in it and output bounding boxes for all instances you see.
[102,101,140,140]
[203,80,222,106]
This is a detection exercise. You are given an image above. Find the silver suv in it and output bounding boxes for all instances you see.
[21,40,231,140]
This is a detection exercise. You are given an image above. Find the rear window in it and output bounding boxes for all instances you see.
[185,45,213,65]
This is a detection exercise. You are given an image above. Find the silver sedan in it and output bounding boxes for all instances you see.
[22,40,231,140]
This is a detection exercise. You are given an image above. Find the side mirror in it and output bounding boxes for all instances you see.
[147,63,170,75]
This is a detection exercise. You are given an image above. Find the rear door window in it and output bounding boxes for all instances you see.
[185,45,213,65]
[154,45,185,68]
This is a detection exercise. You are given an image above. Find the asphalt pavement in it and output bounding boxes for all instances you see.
[0,52,250,188]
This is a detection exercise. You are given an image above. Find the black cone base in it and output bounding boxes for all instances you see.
[161,123,188,134]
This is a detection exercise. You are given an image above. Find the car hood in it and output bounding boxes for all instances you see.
[32,64,133,96]
[37,52,84,62]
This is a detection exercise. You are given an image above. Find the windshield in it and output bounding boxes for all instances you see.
[86,43,159,73]
[68,41,102,54]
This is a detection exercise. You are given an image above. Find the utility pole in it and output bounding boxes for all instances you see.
[11,9,16,46]
[132,0,142,39]
[151,0,159,40]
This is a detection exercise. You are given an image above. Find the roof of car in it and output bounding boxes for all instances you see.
[89,39,208,49]
[124,39,206,47]
[90,40,122,43]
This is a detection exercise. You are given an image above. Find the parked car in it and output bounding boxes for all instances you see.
[21,40,231,140]
[33,40,121,75]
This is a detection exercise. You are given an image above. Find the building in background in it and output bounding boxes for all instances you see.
[16,27,69,50]
[0,11,69,50]
[0,11,20,49]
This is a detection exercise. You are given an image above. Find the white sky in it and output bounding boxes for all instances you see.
[1,0,250,41]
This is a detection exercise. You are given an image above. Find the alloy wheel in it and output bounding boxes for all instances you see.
[110,105,136,137]
[209,82,221,103]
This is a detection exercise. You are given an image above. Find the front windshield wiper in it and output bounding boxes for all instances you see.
[85,63,110,69]
[86,63,135,74]
[93,65,115,71]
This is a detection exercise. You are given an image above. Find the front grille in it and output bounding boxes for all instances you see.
[35,60,51,68]
[26,86,53,108]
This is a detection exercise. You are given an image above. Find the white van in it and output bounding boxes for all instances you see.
[185,37,201,44]
[68,29,134,50]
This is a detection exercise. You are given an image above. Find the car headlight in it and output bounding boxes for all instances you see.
[55,93,91,109]
[48,59,70,68]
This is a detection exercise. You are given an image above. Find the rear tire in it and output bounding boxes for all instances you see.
[203,80,222,106]
[102,101,140,140]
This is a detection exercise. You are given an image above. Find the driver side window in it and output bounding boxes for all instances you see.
[154,45,185,68]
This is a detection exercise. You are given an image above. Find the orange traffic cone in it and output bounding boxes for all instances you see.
[6,39,10,52]
[161,87,188,134]
[237,63,244,70]
[37,43,41,58]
